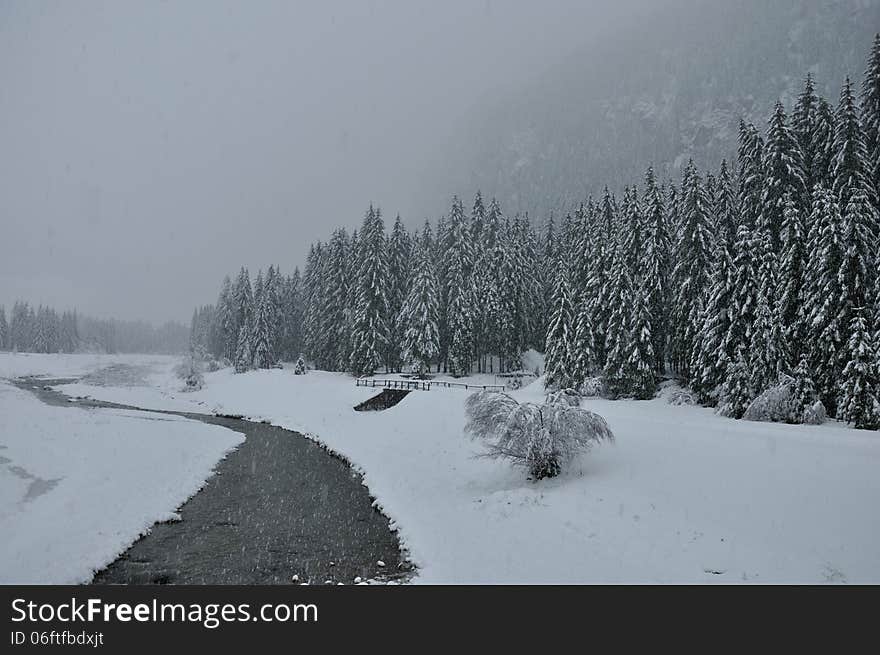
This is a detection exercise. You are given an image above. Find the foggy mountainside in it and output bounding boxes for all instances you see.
[429,0,880,217]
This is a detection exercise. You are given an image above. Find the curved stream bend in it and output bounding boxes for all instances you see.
[13,376,410,585]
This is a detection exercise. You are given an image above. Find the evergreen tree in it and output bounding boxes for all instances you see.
[761,101,806,249]
[349,205,390,376]
[838,309,880,430]
[789,353,820,424]
[216,275,236,361]
[778,193,807,369]
[386,215,412,372]
[861,34,880,208]
[642,167,672,373]
[544,263,576,390]
[0,306,7,351]
[691,218,736,404]
[750,228,784,392]
[793,74,820,206]
[670,161,713,378]
[805,186,846,414]
[717,347,753,420]
[397,242,440,376]
[445,196,475,376]
[626,280,657,399]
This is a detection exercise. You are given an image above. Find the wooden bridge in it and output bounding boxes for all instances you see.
[355,377,506,392]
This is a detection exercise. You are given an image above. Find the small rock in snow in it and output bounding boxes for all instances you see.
[354,576,362,583]
[377,560,386,567]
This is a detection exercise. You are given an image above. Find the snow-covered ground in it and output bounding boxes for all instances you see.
[0,354,243,584]
[40,354,880,584]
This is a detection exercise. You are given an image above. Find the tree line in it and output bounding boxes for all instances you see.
[0,301,189,355]
[543,35,880,429]
[194,35,879,429]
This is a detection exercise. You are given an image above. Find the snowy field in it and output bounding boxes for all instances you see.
[0,354,243,584]
[32,353,880,584]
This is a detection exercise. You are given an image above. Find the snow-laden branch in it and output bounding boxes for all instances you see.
[464,390,614,480]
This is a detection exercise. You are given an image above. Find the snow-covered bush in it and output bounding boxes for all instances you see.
[667,389,697,406]
[464,389,614,480]
[742,363,827,425]
[293,355,308,375]
[175,354,204,392]
[205,359,222,373]
[580,377,603,397]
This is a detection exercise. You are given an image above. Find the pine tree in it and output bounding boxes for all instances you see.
[0,306,7,351]
[738,121,765,230]
[777,193,807,369]
[717,347,753,420]
[642,167,671,374]
[670,161,713,378]
[761,101,806,249]
[386,216,412,372]
[793,74,820,206]
[233,269,254,373]
[446,196,475,376]
[750,228,784,392]
[691,218,735,404]
[251,270,276,369]
[838,309,880,430]
[789,353,820,424]
[833,78,874,213]
[397,242,440,376]
[544,264,576,390]
[861,34,880,208]
[805,186,846,414]
[349,205,390,376]
[601,241,634,399]
[626,280,657,399]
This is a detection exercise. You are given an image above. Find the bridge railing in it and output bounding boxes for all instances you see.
[355,378,505,392]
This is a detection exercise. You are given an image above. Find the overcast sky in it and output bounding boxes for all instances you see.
[1,0,653,323]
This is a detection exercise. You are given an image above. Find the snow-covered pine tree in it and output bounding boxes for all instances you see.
[789,353,821,424]
[778,193,807,370]
[738,120,765,231]
[761,100,806,250]
[543,263,576,391]
[626,279,656,399]
[641,167,671,374]
[838,308,880,430]
[601,239,634,399]
[324,228,352,370]
[445,196,475,376]
[585,188,618,369]
[568,202,597,386]
[540,212,558,342]
[397,241,440,377]
[348,205,390,376]
[386,215,412,372]
[233,269,254,373]
[282,269,304,362]
[691,213,735,404]
[861,34,880,209]
[216,276,236,362]
[251,270,275,369]
[811,98,837,197]
[793,74,820,207]
[717,347,753,420]
[750,227,785,393]
[805,185,846,414]
[670,161,714,379]
[0,306,7,351]
[833,78,875,214]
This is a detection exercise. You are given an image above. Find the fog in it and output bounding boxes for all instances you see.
[0,0,670,323]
